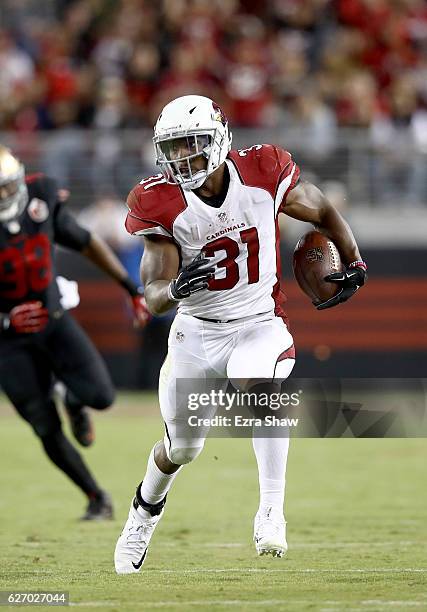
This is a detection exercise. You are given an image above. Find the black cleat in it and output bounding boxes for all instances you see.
[80,491,114,521]
[65,405,95,447]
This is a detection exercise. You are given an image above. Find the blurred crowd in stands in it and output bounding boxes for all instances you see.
[1,0,426,131]
[1,0,426,207]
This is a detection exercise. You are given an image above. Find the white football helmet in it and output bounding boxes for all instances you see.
[153,95,232,190]
[0,145,28,222]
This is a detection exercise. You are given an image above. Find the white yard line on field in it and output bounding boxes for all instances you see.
[186,541,421,549]
[70,604,117,608]
[69,600,427,609]
[362,601,426,607]
[321,605,427,612]
[143,568,427,574]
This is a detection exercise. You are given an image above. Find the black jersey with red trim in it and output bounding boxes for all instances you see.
[0,175,91,316]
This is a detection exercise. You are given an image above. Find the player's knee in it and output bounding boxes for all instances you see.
[168,444,203,465]
[40,429,70,459]
[28,400,61,438]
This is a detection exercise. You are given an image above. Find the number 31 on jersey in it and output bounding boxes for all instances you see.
[203,228,259,291]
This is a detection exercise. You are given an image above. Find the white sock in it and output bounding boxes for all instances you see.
[252,432,289,513]
[137,445,182,514]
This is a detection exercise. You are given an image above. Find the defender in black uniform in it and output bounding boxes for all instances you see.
[0,146,150,519]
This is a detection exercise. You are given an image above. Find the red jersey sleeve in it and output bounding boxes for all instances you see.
[227,144,300,213]
[125,174,187,238]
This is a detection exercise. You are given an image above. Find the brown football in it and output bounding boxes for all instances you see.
[293,230,343,305]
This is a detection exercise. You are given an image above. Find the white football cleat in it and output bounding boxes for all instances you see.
[114,498,163,574]
[253,506,287,558]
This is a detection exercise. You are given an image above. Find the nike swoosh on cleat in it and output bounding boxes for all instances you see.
[132,549,147,570]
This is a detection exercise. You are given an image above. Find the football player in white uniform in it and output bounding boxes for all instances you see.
[114,95,367,572]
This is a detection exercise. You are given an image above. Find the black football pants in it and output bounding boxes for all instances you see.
[0,312,115,497]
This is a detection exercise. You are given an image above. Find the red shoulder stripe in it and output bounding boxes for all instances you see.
[125,181,187,236]
[125,214,171,235]
[278,164,301,212]
[228,145,294,200]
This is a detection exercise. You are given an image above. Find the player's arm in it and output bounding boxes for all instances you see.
[82,235,151,326]
[54,204,149,326]
[283,181,367,309]
[140,236,179,315]
[81,233,138,291]
[142,236,215,315]
[284,181,360,263]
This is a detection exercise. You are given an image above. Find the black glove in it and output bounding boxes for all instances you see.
[316,263,367,310]
[168,253,215,301]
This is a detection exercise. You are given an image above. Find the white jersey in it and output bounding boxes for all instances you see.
[125,144,300,322]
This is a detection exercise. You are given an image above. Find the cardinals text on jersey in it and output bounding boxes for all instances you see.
[125,144,300,321]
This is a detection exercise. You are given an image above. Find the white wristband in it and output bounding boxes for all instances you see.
[167,282,180,302]
[1,314,10,331]
[348,260,367,271]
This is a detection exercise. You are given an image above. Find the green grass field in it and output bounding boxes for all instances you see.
[0,393,426,612]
